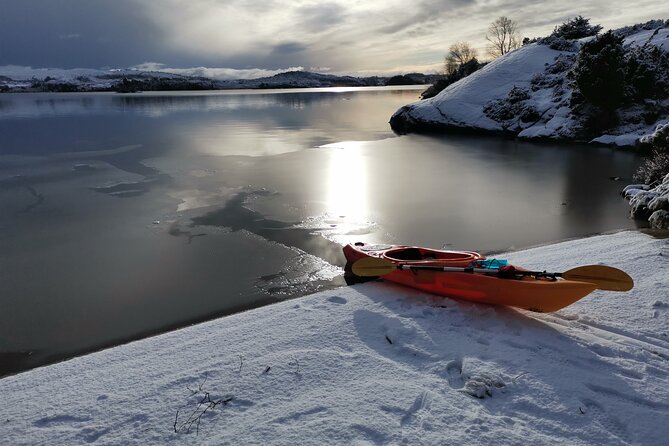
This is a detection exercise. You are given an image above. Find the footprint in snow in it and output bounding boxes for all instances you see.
[580,399,631,444]
[652,300,669,318]
[327,295,347,305]
[586,383,669,410]
[461,373,507,399]
[351,424,389,444]
[615,367,644,380]
[400,391,434,428]
[272,406,328,424]
[127,414,150,427]
[77,426,111,443]
[353,309,436,363]
[441,358,508,398]
[34,414,91,427]
[444,359,465,389]
[585,342,619,359]
[476,337,490,346]
[422,308,436,317]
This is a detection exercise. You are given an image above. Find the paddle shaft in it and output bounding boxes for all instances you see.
[395,264,556,278]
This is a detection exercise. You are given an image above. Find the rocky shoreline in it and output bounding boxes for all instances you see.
[623,174,669,229]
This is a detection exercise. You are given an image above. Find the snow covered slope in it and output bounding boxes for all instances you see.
[391,21,669,147]
[0,231,667,445]
[391,44,564,133]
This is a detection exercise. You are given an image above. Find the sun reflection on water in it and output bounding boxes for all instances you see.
[313,141,377,244]
[325,141,368,218]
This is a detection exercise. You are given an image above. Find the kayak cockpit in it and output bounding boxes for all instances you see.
[383,247,482,263]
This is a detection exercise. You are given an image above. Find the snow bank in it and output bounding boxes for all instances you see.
[0,231,667,445]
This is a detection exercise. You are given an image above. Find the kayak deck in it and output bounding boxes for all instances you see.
[344,242,598,313]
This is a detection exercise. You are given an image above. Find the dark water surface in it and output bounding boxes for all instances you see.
[0,87,642,375]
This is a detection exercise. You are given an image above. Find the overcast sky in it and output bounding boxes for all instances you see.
[0,0,666,77]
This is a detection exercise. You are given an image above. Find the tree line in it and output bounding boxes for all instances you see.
[422,16,521,99]
[447,16,522,73]
[424,15,612,99]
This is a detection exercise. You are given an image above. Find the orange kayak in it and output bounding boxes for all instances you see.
[343,242,598,313]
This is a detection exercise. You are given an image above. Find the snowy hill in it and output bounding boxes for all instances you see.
[390,20,669,148]
[0,67,430,93]
[0,66,194,92]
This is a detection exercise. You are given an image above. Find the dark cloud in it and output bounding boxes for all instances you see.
[0,0,180,68]
[271,42,308,55]
[297,3,348,32]
[377,0,474,34]
[0,0,665,73]
[233,42,311,69]
[195,45,311,72]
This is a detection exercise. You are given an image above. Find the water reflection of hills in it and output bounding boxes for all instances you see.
[1,88,413,157]
[0,87,416,119]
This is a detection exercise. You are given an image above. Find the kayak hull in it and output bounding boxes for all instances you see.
[343,243,598,313]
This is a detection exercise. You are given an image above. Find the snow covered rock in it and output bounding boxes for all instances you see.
[625,119,669,228]
[629,190,659,219]
[649,209,669,229]
[626,172,669,228]
[622,183,652,198]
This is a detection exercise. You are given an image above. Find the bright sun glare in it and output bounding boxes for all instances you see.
[323,141,367,218]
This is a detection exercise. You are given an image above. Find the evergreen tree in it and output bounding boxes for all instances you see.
[573,31,625,110]
[551,16,602,40]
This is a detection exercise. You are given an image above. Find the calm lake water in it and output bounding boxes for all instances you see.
[0,87,642,375]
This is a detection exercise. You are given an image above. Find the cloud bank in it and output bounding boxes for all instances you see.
[0,0,666,74]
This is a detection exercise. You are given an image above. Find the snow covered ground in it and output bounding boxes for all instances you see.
[0,231,667,445]
[391,21,669,148]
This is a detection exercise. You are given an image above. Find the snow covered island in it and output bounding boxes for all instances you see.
[1,231,667,445]
[390,20,669,148]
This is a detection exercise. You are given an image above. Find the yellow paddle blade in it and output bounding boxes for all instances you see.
[351,257,397,277]
[562,265,634,291]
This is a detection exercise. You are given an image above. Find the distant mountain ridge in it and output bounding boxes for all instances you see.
[0,67,439,93]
